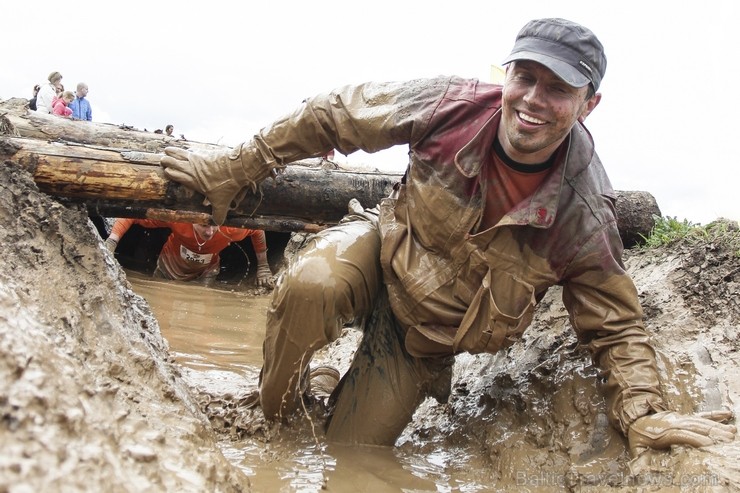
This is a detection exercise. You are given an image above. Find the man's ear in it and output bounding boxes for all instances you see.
[578,93,602,123]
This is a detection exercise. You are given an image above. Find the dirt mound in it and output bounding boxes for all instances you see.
[0,163,250,492]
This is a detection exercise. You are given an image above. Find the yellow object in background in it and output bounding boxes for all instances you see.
[490,64,506,84]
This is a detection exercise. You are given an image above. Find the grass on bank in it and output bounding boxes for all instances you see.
[639,216,740,257]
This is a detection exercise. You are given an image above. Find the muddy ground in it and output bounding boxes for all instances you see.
[1,161,738,492]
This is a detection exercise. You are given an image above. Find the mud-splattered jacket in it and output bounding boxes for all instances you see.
[250,75,666,434]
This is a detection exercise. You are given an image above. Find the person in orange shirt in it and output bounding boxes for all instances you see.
[105,218,274,287]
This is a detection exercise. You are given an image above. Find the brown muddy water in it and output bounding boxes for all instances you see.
[126,271,491,493]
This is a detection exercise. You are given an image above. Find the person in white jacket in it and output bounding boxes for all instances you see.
[35,71,63,114]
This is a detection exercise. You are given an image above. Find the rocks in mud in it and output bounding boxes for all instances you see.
[668,221,740,323]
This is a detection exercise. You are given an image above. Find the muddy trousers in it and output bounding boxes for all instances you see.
[259,218,451,446]
[325,289,453,445]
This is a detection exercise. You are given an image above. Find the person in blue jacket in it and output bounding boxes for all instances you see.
[69,82,92,121]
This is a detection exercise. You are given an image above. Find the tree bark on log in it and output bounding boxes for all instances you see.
[0,135,400,234]
[1,97,220,154]
[1,98,660,245]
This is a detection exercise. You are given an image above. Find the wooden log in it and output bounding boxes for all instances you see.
[0,104,661,244]
[0,135,400,232]
[0,97,220,154]
[0,97,387,233]
[615,191,662,248]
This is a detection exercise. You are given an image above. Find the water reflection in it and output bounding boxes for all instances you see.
[126,271,490,492]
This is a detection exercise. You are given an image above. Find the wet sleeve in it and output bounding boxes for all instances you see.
[562,226,667,435]
[108,218,135,241]
[246,77,452,167]
[109,218,170,241]
[217,227,267,254]
[248,230,267,254]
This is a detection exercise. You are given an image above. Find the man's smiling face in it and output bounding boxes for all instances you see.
[498,60,599,164]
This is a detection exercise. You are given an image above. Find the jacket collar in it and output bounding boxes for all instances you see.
[454,110,596,229]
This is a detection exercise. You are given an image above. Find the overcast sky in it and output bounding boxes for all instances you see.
[3,0,738,224]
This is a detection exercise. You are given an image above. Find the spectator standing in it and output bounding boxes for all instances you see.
[69,82,92,121]
[52,91,74,117]
[35,71,63,114]
[28,85,41,111]
[165,124,174,137]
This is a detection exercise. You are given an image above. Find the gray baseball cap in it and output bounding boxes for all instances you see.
[502,18,607,92]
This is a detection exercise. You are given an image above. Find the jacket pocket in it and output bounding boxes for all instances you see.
[453,269,535,354]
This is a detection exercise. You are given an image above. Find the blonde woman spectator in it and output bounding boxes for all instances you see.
[52,91,74,117]
[35,71,63,114]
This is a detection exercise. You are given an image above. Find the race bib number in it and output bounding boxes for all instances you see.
[180,245,213,265]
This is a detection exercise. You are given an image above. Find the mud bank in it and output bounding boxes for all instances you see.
[0,164,250,491]
[1,159,739,492]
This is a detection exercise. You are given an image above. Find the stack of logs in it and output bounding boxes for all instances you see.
[0,98,659,246]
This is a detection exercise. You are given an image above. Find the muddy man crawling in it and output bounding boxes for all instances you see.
[160,18,736,455]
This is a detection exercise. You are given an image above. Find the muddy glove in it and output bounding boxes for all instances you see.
[628,410,736,457]
[255,251,274,288]
[105,236,118,253]
[160,143,277,225]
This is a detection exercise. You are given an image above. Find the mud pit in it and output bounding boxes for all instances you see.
[1,161,738,492]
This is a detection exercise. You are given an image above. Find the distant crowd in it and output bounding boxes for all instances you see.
[29,70,176,137]
[31,71,91,121]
